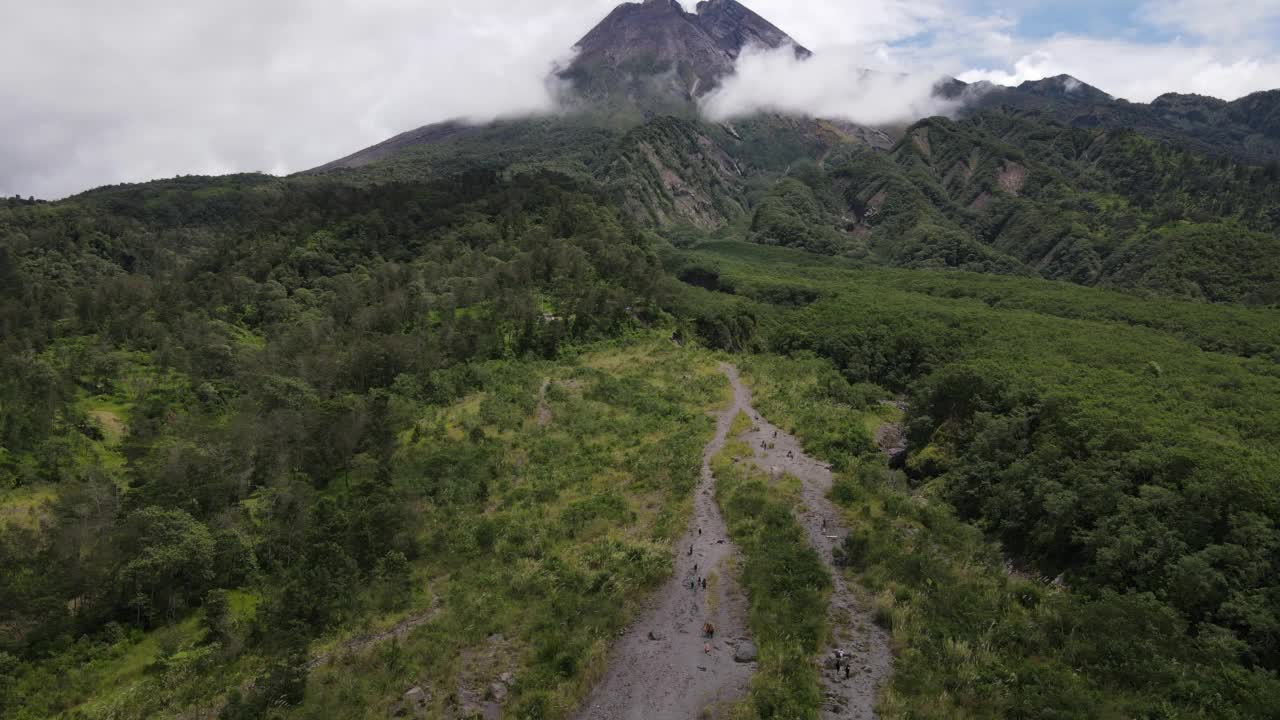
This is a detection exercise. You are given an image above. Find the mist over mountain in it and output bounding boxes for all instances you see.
[315,0,1280,177]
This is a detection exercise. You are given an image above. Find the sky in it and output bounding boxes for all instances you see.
[2,0,1279,199]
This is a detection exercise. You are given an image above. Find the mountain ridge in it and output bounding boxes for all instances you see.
[314,0,1280,180]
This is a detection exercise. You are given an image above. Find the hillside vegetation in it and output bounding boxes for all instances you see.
[670,240,1280,717]
[2,109,1279,717]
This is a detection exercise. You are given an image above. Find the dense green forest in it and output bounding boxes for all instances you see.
[320,105,1280,305]
[738,114,1280,304]
[0,170,692,717]
[672,241,1280,717]
[3,107,1280,718]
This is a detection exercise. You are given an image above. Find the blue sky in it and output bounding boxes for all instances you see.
[1002,0,1157,39]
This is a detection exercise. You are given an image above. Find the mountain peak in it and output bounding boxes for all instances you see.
[560,0,807,108]
[1017,74,1112,102]
[694,0,811,60]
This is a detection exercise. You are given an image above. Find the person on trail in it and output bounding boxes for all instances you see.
[822,517,827,530]
[844,665,850,680]
[689,545,693,556]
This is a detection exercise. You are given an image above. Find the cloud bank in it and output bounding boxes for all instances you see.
[0,0,619,199]
[701,44,958,126]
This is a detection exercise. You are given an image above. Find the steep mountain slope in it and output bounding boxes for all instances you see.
[560,0,808,106]
[305,3,1279,296]
[313,0,825,181]
[964,75,1280,165]
[751,111,1280,302]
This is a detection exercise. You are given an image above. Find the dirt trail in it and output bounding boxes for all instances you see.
[730,374,894,720]
[572,363,755,720]
[536,379,553,427]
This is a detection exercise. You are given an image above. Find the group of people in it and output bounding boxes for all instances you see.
[834,649,853,680]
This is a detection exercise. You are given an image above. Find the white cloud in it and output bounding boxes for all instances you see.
[959,36,1280,102]
[1138,0,1280,43]
[701,44,958,126]
[0,0,620,199]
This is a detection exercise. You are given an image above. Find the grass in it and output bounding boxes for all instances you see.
[0,484,56,530]
[289,336,730,719]
[713,421,830,720]
[5,336,731,720]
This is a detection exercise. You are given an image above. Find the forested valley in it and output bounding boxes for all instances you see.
[2,150,1279,717]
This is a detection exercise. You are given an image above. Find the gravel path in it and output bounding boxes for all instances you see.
[731,374,894,720]
[572,363,755,720]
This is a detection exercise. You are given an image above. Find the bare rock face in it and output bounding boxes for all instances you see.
[695,0,810,61]
[561,0,809,104]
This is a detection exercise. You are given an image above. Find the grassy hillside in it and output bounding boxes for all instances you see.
[2,338,732,719]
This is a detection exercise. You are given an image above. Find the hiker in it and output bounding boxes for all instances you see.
[689,545,693,556]
[702,578,707,589]
[703,622,715,638]
[822,517,827,530]
[773,431,777,439]
[844,665,850,680]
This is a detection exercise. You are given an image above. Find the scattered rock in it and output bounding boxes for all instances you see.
[392,687,428,718]
[734,641,757,663]
[647,630,665,641]
[490,681,508,703]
